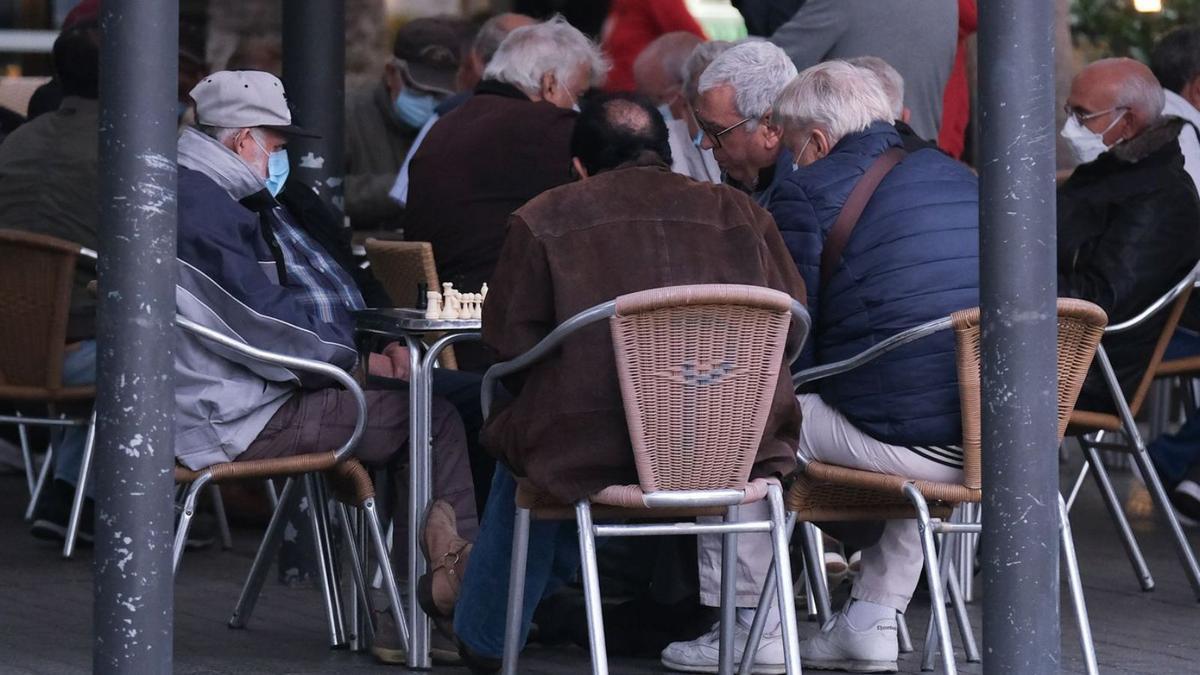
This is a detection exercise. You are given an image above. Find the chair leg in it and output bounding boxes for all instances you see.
[904,484,956,675]
[768,485,803,675]
[1058,494,1098,675]
[63,412,97,559]
[1065,459,1090,512]
[1130,442,1200,599]
[230,477,297,629]
[337,502,376,650]
[173,477,209,575]
[210,484,234,550]
[1082,443,1155,591]
[897,610,914,654]
[800,521,833,624]
[502,507,532,675]
[25,443,53,522]
[719,504,740,675]
[16,414,33,494]
[305,475,347,648]
[575,501,609,675]
[738,513,795,675]
[362,495,410,654]
[945,562,979,662]
[265,478,280,510]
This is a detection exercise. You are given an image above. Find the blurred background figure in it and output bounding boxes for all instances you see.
[633,31,720,182]
[601,0,706,92]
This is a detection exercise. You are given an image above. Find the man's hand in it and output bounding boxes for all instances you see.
[366,342,412,381]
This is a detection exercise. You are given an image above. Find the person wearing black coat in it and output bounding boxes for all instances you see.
[1058,61,1200,412]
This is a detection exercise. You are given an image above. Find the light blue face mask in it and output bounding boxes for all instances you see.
[692,129,705,149]
[251,132,290,197]
[394,88,438,128]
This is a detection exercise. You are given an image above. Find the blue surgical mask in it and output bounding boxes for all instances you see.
[692,129,705,149]
[251,132,290,197]
[394,88,438,128]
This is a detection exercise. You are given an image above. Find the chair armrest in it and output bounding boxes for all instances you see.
[481,301,617,420]
[177,316,367,461]
[785,299,812,367]
[1104,264,1199,335]
[793,316,954,387]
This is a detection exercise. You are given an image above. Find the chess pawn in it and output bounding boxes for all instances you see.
[473,294,484,319]
[424,291,442,320]
[442,293,461,320]
[468,294,480,319]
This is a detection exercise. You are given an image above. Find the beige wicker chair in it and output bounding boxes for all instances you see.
[1062,265,1200,600]
[743,298,1107,675]
[363,238,457,369]
[171,316,409,654]
[481,284,812,675]
[0,229,96,558]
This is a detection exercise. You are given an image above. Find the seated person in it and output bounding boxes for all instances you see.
[417,92,807,672]
[715,60,978,671]
[174,71,479,664]
[0,21,102,541]
[846,55,940,153]
[1057,59,1200,514]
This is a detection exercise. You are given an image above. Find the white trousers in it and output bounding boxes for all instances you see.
[695,394,962,612]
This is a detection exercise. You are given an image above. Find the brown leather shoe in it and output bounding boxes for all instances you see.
[417,500,472,620]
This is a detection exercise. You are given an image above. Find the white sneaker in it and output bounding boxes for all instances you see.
[800,612,898,673]
[661,620,786,674]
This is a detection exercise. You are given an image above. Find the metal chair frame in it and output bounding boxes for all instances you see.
[481,286,812,675]
[171,316,408,653]
[741,305,1100,675]
[1063,265,1200,599]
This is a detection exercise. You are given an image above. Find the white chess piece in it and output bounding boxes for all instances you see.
[442,282,454,301]
[425,291,442,320]
[480,283,489,303]
[443,293,461,320]
[469,294,481,319]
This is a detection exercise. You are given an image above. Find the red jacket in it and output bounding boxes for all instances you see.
[601,0,706,92]
[938,0,977,159]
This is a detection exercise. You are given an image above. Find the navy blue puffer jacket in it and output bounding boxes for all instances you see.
[766,122,979,447]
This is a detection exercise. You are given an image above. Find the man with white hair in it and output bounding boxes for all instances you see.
[694,40,796,195]
[1059,59,1200,420]
[764,60,979,670]
[633,31,720,182]
[403,16,608,370]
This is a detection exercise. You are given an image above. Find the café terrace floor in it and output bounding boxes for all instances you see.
[1,449,1198,674]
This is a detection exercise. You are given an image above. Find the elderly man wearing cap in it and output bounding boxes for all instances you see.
[176,70,479,665]
[345,16,465,232]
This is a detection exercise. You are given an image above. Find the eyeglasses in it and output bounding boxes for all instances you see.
[695,112,754,149]
[1063,104,1129,124]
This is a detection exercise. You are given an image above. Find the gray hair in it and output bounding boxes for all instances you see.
[473,14,523,65]
[483,15,608,96]
[698,40,797,130]
[682,40,733,104]
[199,125,243,145]
[846,56,904,120]
[773,61,894,146]
[1106,58,1166,123]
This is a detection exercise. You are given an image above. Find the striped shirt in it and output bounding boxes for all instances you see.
[271,207,365,322]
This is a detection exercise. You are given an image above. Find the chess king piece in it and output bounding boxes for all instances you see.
[425,291,443,320]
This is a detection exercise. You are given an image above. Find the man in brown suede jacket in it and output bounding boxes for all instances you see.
[421,93,807,670]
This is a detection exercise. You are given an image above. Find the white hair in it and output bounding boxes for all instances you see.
[483,15,609,97]
[773,61,894,145]
[682,40,733,103]
[199,125,243,144]
[1106,59,1166,123]
[846,56,904,120]
[698,40,797,130]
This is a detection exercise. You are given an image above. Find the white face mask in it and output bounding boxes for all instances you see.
[1060,109,1126,165]
[790,135,815,171]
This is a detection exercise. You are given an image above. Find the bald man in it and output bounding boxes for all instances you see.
[634,32,721,183]
[1059,58,1200,414]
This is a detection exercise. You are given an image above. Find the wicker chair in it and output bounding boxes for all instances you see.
[171,316,409,653]
[363,238,458,369]
[1062,264,1200,600]
[0,229,97,558]
[481,284,812,675]
[742,298,1107,675]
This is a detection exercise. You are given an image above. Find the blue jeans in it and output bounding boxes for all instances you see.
[453,466,581,659]
[1149,329,1200,485]
[51,340,96,491]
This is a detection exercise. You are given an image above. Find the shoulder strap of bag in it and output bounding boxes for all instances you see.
[820,147,907,286]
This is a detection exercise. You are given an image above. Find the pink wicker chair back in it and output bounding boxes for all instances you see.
[0,229,80,392]
[610,284,794,493]
[951,298,1107,490]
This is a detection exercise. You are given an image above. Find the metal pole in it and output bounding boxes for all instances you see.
[274,0,348,590]
[977,1,1061,673]
[94,0,178,672]
[282,0,346,215]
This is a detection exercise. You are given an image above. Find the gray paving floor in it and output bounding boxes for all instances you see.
[1,453,1199,674]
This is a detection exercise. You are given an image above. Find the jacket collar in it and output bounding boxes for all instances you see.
[829,121,904,158]
[177,126,273,204]
[1109,116,1190,164]
[608,152,671,172]
[475,79,532,102]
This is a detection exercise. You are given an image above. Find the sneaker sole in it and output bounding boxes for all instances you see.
[661,656,785,674]
[371,644,406,665]
[803,657,897,673]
